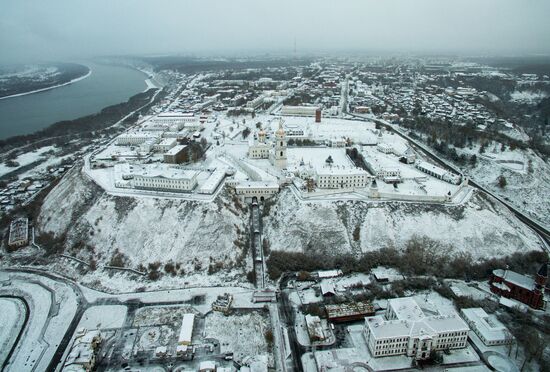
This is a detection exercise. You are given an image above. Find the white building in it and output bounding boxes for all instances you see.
[281,105,320,117]
[153,138,177,153]
[316,167,369,189]
[119,165,199,193]
[248,129,271,159]
[415,161,461,185]
[179,313,195,346]
[364,297,469,360]
[234,181,279,201]
[247,119,287,169]
[247,95,265,109]
[271,121,287,169]
[151,112,198,126]
[116,132,159,146]
[460,308,514,346]
[377,143,394,154]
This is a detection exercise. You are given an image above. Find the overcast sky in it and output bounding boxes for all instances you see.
[1,0,550,64]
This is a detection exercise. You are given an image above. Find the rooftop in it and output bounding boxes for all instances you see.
[492,269,535,291]
[461,308,512,342]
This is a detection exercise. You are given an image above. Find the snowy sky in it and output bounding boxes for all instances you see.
[1,0,550,64]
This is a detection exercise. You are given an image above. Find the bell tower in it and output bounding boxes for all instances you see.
[274,119,287,169]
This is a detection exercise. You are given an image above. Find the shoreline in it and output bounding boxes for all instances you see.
[0,67,93,101]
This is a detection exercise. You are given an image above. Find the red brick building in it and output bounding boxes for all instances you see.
[489,263,547,310]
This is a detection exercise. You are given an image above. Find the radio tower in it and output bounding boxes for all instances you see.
[293,37,297,59]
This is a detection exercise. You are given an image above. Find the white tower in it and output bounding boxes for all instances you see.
[273,119,287,169]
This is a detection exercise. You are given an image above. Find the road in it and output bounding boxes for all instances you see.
[347,112,550,250]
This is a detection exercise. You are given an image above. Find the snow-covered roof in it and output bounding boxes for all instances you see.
[492,269,535,291]
[320,281,336,295]
[415,161,448,178]
[316,269,343,278]
[388,297,425,321]
[236,181,279,189]
[366,313,469,340]
[165,144,187,156]
[130,164,199,181]
[178,313,195,345]
[461,308,512,343]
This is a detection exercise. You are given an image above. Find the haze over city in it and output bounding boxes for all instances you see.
[2,0,550,64]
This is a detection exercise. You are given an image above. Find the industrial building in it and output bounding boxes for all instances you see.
[364,297,470,360]
[460,308,514,346]
[178,313,195,346]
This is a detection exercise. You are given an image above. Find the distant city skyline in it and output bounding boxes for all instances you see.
[1,0,550,64]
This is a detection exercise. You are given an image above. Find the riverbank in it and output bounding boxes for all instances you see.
[0,67,92,101]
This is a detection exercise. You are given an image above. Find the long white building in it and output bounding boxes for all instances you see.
[281,105,320,117]
[234,181,279,201]
[118,164,199,193]
[364,297,469,360]
[316,167,369,189]
[415,161,461,185]
[116,132,160,146]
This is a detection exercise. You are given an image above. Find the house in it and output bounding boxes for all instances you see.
[320,281,336,297]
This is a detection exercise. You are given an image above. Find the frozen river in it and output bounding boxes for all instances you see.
[0,61,148,139]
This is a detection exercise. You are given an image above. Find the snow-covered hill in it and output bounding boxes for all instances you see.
[263,188,542,259]
[37,165,251,290]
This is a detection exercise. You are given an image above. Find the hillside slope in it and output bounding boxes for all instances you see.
[37,166,251,290]
[263,188,542,259]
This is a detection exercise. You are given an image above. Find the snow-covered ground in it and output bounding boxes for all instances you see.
[0,146,56,177]
[466,146,550,226]
[0,271,78,372]
[204,311,272,362]
[509,90,548,105]
[263,188,542,259]
[0,298,26,365]
[36,166,252,291]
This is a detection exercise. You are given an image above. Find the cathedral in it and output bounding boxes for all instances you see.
[248,119,287,169]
